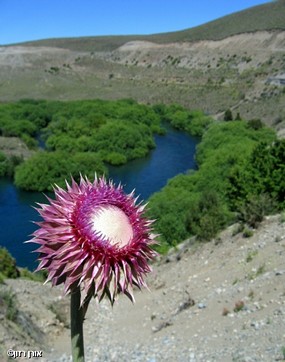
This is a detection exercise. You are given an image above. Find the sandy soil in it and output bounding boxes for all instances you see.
[1,214,284,361]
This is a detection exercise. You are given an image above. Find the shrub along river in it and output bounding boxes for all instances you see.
[0,124,198,270]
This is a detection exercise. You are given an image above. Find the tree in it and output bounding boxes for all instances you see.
[224,109,233,121]
[235,112,241,120]
[14,151,107,191]
[187,190,229,241]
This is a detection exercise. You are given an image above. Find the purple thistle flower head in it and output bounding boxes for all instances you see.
[28,175,158,305]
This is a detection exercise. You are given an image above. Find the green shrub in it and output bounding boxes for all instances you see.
[102,152,127,165]
[14,151,107,191]
[243,227,254,238]
[0,289,18,322]
[147,186,192,250]
[224,109,233,121]
[153,103,213,137]
[238,193,276,228]
[0,273,5,284]
[0,151,7,176]
[0,153,23,178]
[245,250,258,262]
[187,190,230,241]
[281,346,285,360]
[247,119,264,130]
[0,247,19,278]
[148,120,276,252]
[229,139,285,211]
[19,268,47,282]
[0,98,171,191]
[21,133,38,149]
[233,300,245,313]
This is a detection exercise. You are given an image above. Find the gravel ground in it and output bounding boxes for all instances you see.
[1,214,285,362]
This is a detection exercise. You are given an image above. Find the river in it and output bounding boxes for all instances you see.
[0,125,198,270]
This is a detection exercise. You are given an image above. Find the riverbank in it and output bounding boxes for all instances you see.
[0,136,35,159]
[0,124,198,270]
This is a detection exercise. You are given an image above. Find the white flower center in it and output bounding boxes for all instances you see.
[91,205,133,247]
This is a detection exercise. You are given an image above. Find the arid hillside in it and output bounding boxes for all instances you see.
[0,29,285,132]
[1,214,285,361]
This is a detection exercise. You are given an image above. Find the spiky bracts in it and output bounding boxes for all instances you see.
[28,176,157,305]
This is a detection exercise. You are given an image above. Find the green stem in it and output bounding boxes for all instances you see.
[70,287,85,362]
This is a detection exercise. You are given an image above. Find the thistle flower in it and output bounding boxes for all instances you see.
[29,175,157,305]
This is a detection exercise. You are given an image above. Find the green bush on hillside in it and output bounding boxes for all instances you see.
[238,193,277,228]
[0,99,163,173]
[0,152,23,178]
[1,99,213,193]
[147,120,277,253]
[2,99,283,254]
[153,103,213,137]
[0,247,19,279]
[0,289,18,322]
[91,120,155,162]
[228,139,285,212]
[0,152,7,177]
[14,151,107,191]
[19,268,47,282]
[187,190,230,241]
[43,99,161,164]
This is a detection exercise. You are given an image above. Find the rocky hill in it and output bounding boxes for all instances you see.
[0,1,285,131]
[1,214,285,362]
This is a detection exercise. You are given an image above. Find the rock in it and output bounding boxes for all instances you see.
[197,303,206,309]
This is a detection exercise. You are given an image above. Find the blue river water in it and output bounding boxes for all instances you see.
[0,125,198,270]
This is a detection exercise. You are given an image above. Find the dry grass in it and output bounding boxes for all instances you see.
[13,1,285,51]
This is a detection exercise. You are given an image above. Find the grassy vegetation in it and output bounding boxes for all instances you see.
[0,247,46,282]
[146,118,282,253]
[0,247,20,279]
[149,0,285,44]
[1,97,284,256]
[0,98,164,191]
[0,152,23,178]
[1,99,215,192]
[0,289,18,322]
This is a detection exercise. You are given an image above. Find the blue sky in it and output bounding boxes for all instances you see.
[0,0,272,45]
